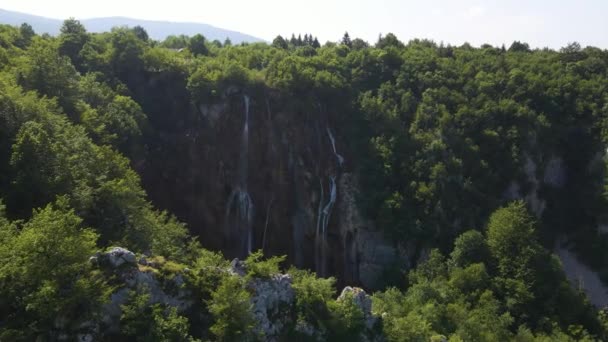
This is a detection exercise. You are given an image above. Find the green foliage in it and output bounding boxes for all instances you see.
[272,35,288,50]
[244,250,286,279]
[16,23,35,48]
[207,274,255,341]
[80,93,146,150]
[58,18,89,70]
[487,201,540,281]
[15,37,80,116]
[120,288,196,342]
[327,292,366,341]
[161,35,190,49]
[0,22,608,341]
[289,268,337,335]
[449,230,490,269]
[189,34,209,56]
[187,58,254,102]
[374,210,605,341]
[109,27,147,79]
[0,198,110,339]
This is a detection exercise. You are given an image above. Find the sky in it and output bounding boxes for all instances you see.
[2,0,608,49]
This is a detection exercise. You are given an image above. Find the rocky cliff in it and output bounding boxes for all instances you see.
[135,86,404,289]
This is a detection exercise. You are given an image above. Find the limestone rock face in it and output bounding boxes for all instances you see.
[523,155,546,218]
[508,154,568,218]
[337,173,408,288]
[250,274,295,340]
[94,248,193,333]
[136,90,404,287]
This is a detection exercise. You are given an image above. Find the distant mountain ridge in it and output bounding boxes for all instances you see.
[0,8,265,43]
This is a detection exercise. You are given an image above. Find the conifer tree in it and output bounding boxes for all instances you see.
[341,32,352,48]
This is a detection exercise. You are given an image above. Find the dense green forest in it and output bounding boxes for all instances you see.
[1,19,608,341]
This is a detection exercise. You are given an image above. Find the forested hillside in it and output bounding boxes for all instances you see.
[1,19,608,341]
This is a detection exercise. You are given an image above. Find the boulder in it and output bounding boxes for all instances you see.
[104,247,137,267]
[338,286,377,330]
[250,274,295,340]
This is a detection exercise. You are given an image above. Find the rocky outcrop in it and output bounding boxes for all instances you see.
[91,247,136,267]
[338,286,377,330]
[250,274,295,340]
[505,154,567,218]
[90,249,193,333]
[86,248,383,340]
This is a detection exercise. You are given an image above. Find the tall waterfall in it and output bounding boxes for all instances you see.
[315,125,343,277]
[225,95,254,257]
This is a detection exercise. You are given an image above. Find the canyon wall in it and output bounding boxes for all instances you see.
[135,86,405,288]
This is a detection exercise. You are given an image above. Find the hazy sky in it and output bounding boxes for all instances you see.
[3,0,608,48]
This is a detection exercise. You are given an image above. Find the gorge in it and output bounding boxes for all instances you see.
[2,19,608,340]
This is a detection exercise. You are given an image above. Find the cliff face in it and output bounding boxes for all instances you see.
[135,86,404,288]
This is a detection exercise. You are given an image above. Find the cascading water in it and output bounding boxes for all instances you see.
[225,95,254,257]
[326,127,344,167]
[315,125,344,277]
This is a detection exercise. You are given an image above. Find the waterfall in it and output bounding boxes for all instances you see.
[315,123,345,277]
[322,176,337,236]
[326,127,344,167]
[225,95,254,257]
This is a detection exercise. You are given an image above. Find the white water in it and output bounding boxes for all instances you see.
[225,95,254,256]
[322,176,337,237]
[315,125,344,276]
[326,127,344,167]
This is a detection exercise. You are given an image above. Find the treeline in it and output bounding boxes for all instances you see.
[1,18,608,340]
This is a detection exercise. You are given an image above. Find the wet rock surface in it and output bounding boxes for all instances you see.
[137,91,406,288]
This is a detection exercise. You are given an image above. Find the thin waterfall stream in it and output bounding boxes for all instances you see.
[225,95,254,257]
[315,124,344,277]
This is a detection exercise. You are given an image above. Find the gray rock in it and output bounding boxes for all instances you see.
[96,248,194,333]
[524,155,546,218]
[338,286,378,331]
[250,274,295,340]
[104,247,137,267]
[338,173,408,288]
[229,258,247,276]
